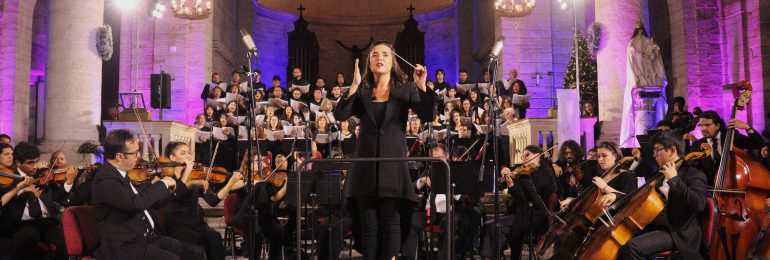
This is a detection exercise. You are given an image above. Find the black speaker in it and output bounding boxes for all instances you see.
[150,73,171,109]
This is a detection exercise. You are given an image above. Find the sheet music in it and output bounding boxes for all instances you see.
[195,131,211,143]
[238,81,249,93]
[255,115,265,124]
[226,115,246,125]
[280,120,291,126]
[499,121,512,136]
[456,84,474,94]
[212,127,232,141]
[315,133,332,143]
[309,103,321,113]
[206,99,223,110]
[474,124,490,134]
[268,98,288,108]
[420,129,448,141]
[264,129,284,141]
[291,84,311,93]
[512,94,531,105]
[225,93,246,103]
[284,125,306,137]
[289,99,308,112]
[315,111,336,123]
[477,83,491,95]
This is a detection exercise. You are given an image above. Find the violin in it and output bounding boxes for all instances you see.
[574,145,711,260]
[187,164,232,184]
[0,165,23,188]
[255,165,288,187]
[126,157,183,186]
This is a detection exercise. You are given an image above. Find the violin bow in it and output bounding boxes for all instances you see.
[205,141,221,183]
[131,108,165,180]
[41,141,67,185]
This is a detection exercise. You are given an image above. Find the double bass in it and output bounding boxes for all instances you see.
[535,149,640,259]
[575,144,712,259]
[710,81,770,260]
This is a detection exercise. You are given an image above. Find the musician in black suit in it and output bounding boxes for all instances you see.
[0,142,72,259]
[91,129,205,260]
[479,145,554,259]
[690,111,764,186]
[615,131,708,259]
[333,40,437,259]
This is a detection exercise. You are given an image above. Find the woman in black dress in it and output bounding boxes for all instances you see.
[333,40,436,259]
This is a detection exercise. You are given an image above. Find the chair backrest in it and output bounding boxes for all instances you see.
[62,205,100,256]
[702,197,716,244]
[223,194,238,226]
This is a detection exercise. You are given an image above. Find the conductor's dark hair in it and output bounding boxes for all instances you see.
[652,130,684,156]
[104,129,135,160]
[13,142,39,163]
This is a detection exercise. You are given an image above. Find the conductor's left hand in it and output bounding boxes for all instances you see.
[413,64,427,92]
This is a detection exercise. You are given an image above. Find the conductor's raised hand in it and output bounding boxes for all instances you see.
[349,59,361,96]
[413,64,427,92]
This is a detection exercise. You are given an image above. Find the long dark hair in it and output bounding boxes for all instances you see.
[360,40,408,89]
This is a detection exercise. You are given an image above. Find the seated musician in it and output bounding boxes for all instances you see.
[161,142,245,260]
[689,111,764,186]
[553,140,596,200]
[92,129,205,260]
[560,141,637,209]
[479,145,554,259]
[607,131,708,259]
[0,142,73,259]
[231,153,287,260]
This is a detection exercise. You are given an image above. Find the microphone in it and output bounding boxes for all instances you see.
[489,36,505,59]
[240,29,258,53]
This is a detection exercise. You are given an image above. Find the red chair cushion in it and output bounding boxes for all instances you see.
[224,194,238,226]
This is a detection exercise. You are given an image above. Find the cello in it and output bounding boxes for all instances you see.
[535,149,640,259]
[710,81,770,260]
[575,144,712,260]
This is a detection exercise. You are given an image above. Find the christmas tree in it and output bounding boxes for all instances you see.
[563,34,598,103]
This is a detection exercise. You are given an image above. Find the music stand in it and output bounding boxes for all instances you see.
[431,161,483,196]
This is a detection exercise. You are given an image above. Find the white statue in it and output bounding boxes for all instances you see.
[619,23,668,147]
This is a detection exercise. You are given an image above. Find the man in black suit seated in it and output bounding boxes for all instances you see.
[615,131,708,259]
[689,110,764,186]
[91,129,206,260]
[0,142,70,259]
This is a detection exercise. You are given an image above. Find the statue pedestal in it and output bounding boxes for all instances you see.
[631,86,664,136]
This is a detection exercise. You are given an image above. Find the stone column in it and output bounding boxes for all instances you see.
[0,0,37,141]
[41,0,104,162]
[595,0,647,143]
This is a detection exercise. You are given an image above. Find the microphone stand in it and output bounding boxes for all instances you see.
[244,50,263,260]
[478,56,502,260]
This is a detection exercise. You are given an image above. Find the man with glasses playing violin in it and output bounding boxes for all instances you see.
[0,142,70,259]
[92,129,206,260]
[613,131,707,259]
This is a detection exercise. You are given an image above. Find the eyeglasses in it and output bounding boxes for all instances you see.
[653,147,667,154]
[119,150,141,158]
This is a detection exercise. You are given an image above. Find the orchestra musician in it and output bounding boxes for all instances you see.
[561,141,637,209]
[690,110,764,185]
[611,131,708,259]
[91,129,206,260]
[161,142,245,260]
[479,145,554,259]
[231,153,288,260]
[553,140,596,200]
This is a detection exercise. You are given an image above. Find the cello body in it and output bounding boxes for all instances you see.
[535,188,605,259]
[575,175,666,260]
[711,147,770,260]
